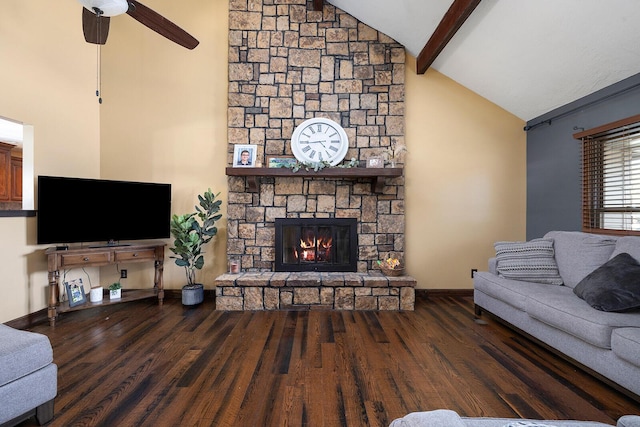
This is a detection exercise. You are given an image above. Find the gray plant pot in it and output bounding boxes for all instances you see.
[182,283,204,306]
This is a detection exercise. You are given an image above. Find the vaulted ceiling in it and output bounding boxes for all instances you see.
[327,0,640,121]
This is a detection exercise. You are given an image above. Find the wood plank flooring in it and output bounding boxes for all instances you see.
[16,295,640,426]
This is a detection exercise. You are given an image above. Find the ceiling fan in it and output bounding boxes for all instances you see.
[78,0,199,49]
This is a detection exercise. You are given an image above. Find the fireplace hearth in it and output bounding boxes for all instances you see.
[275,218,357,272]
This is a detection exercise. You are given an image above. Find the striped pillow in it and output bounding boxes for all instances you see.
[494,239,563,285]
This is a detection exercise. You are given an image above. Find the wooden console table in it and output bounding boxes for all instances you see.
[46,242,165,326]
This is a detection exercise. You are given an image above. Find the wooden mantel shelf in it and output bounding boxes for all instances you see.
[225,167,403,193]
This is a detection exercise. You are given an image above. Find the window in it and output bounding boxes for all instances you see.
[575,114,640,235]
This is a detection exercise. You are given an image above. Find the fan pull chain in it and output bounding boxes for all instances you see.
[96,44,102,104]
[95,8,103,104]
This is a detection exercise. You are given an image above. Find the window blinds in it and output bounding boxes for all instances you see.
[577,116,640,235]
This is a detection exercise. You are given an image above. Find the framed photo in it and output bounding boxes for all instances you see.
[64,278,87,307]
[233,144,258,167]
[266,155,297,169]
[367,157,384,168]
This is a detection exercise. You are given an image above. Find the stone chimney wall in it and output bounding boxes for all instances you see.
[227,0,406,273]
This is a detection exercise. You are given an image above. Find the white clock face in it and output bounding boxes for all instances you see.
[291,118,349,166]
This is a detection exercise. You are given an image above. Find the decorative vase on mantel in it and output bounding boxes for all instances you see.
[182,283,204,306]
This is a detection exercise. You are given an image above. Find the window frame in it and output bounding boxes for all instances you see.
[574,114,640,236]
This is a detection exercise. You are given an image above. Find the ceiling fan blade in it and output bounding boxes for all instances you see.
[82,7,110,45]
[126,0,199,49]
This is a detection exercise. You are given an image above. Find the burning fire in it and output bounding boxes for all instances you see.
[296,235,333,262]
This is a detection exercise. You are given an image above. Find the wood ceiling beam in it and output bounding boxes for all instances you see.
[313,0,324,12]
[416,0,482,74]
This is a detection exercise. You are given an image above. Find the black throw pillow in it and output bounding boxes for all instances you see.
[573,252,640,312]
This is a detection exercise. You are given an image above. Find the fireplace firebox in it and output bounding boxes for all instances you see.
[275,218,357,272]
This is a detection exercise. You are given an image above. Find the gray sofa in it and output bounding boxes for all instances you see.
[390,409,640,427]
[0,324,57,426]
[473,231,640,398]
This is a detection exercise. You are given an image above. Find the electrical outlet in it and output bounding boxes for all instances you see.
[471,268,477,278]
[120,269,127,279]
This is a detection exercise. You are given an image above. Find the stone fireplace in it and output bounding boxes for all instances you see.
[215,0,415,311]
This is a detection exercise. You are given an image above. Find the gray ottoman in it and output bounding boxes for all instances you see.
[0,324,57,426]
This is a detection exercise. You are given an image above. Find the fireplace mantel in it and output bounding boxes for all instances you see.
[225,167,403,193]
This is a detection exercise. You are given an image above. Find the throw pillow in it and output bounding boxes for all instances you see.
[573,252,640,312]
[494,239,563,285]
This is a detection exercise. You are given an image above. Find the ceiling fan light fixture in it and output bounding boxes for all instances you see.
[78,0,128,17]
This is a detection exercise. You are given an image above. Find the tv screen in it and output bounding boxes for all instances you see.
[37,176,171,245]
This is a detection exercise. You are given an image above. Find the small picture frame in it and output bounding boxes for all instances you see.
[233,144,258,167]
[367,157,384,168]
[64,278,87,307]
[266,155,297,168]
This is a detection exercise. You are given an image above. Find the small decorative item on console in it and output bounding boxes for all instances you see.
[90,286,104,303]
[65,278,87,307]
[108,282,122,299]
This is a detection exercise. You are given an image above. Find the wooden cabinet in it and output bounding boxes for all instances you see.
[46,242,166,326]
[0,142,22,206]
[0,142,11,201]
[11,155,22,201]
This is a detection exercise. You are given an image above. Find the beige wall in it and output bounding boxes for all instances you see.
[98,0,230,289]
[0,1,100,322]
[0,0,525,323]
[405,56,526,289]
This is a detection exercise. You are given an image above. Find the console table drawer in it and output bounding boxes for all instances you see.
[60,252,112,267]
[115,249,156,262]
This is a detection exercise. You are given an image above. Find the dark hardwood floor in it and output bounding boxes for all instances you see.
[16,295,640,426]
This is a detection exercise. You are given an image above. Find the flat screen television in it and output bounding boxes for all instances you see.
[37,175,171,245]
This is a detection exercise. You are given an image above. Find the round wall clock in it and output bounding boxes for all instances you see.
[290,117,349,166]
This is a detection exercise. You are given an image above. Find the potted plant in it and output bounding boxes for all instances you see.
[108,282,122,299]
[170,188,222,306]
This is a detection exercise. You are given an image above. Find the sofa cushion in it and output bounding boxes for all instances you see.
[544,231,617,288]
[611,328,640,368]
[494,239,563,285]
[474,271,551,311]
[525,285,640,349]
[0,324,54,387]
[573,253,640,312]
[610,236,640,262]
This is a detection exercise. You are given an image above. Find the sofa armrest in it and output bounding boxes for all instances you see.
[488,257,497,275]
[389,410,466,427]
[618,416,640,427]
